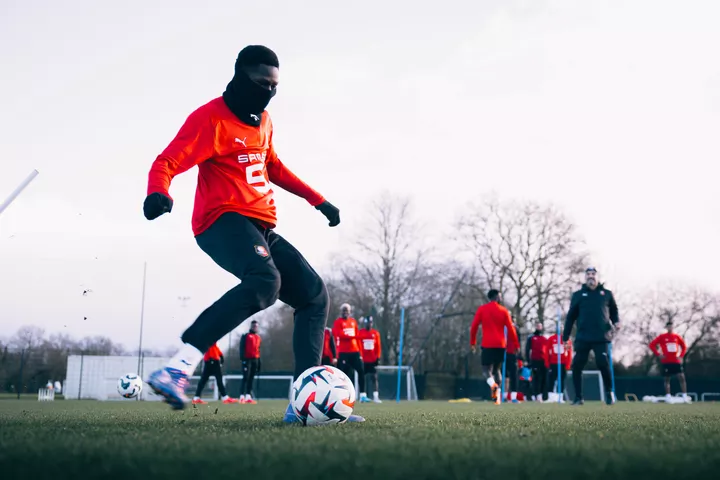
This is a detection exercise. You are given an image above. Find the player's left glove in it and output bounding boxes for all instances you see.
[143,192,173,220]
[315,200,340,227]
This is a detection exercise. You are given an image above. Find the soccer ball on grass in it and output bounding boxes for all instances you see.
[291,365,356,426]
[117,373,143,399]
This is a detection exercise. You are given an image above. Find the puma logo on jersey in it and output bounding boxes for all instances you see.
[234,137,247,147]
[250,114,260,122]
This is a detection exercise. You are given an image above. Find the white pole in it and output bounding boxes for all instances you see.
[0,170,39,216]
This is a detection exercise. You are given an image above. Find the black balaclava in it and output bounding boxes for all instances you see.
[223,45,279,126]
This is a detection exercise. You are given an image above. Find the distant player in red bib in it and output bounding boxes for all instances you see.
[321,327,337,366]
[525,323,549,402]
[649,321,690,403]
[546,327,572,403]
[470,289,519,405]
[359,316,382,403]
[192,343,238,404]
[239,320,262,404]
[332,304,368,403]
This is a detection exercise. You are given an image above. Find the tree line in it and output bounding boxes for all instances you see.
[3,194,719,394]
[228,193,720,378]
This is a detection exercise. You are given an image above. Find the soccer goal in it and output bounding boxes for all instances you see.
[188,374,294,401]
[563,370,604,401]
[353,365,418,401]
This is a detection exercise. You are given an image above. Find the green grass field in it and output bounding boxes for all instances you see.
[1,400,719,480]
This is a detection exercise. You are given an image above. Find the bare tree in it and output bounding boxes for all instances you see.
[623,285,719,373]
[11,326,45,351]
[328,192,431,364]
[457,197,586,333]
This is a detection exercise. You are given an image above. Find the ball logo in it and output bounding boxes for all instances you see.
[254,245,269,257]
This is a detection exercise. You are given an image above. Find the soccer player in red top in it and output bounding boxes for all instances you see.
[192,343,238,405]
[142,45,363,423]
[239,320,261,404]
[649,321,690,403]
[332,304,368,403]
[322,327,337,366]
[470,289,519,404]
[546,327,572,403]
[525,322,549,402]
[359,316,383,403]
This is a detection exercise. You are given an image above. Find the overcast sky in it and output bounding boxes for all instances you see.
[1,0,718,351]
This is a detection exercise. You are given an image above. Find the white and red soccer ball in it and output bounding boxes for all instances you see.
[117,373,143,399]
[291,365,356,426]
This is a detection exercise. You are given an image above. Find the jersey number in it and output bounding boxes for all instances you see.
[246,163,271,194]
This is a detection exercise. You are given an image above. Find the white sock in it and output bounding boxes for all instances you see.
[373,391,380,400]
[166,344,203,377]
[222,395,229,401]
[682,393,687,398]
[511,392,517,400]
[486,377,496,387]
[193,396,200,401]
[360,392,367,398]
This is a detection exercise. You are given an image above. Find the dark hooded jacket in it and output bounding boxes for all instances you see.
[563,283,619,343]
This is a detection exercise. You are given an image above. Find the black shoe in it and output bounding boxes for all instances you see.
[572,398,584,406]
[605,392,616,405]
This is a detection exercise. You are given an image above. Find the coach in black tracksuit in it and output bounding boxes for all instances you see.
[563,267,619,406]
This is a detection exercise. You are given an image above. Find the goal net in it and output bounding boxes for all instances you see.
[354,365,418,401]
[188,374,294,401]
[64,354,170,401]
[547,370,604,401]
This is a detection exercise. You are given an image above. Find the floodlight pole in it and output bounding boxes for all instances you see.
[0,170,39,216]
[137,262,147,377]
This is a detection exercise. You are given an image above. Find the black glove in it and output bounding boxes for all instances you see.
[143,192,173,220]
[315,200,340,227]
[220,355,224,366]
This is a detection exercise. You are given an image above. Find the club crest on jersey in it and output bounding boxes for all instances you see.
[254,245,269,257]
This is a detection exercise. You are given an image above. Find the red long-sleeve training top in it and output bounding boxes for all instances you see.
[147,97,325,235]
[359,328,382,363]
[649,332,687,365]
[470,302,519,349]
[544,334,572,369]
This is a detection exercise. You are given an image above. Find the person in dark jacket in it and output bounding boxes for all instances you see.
[563,267,620,406]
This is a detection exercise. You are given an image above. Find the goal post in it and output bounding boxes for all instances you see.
[354,365,418,401]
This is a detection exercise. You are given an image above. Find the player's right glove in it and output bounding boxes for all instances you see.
[143,192,173,220]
